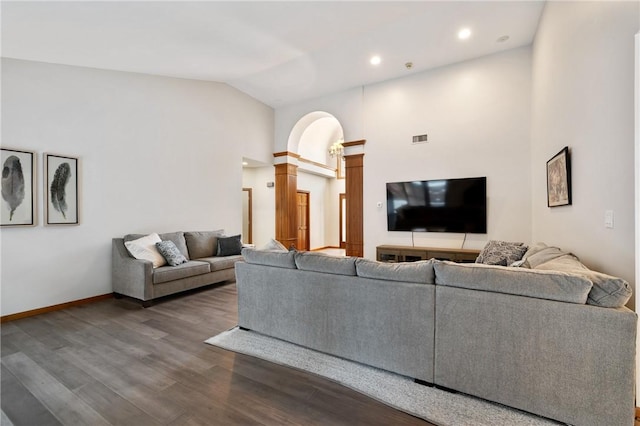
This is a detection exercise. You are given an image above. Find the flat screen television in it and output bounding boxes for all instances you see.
[386,177,487,233]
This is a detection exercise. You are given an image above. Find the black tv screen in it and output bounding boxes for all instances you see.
[386,177,487,233]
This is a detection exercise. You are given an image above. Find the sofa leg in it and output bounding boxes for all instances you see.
[141,300,153,308]
[414,378,434,387]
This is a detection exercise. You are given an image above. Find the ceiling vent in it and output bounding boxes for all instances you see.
[412,134,428,144]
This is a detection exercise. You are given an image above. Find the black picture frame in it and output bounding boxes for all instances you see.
[45,153,80,225]
[546,146,571,207]
[1,148,36,227]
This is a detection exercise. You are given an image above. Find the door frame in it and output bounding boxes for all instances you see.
[339,193,346,249]
[242,188,253,244]
[297,190,310,251]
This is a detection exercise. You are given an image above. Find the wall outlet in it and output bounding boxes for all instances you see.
[604,210,614,228]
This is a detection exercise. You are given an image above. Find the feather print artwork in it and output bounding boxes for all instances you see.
[1,155,25,221]
[51,162,71,219]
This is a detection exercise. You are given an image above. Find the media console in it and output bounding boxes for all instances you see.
[376,245,480,263]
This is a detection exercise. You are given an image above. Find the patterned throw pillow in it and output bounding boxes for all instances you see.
[156,240,188,266]
[217,234,243,257]
[476,240,528,266]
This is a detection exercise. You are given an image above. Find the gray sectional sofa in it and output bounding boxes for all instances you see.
[112,230,242,306]
[236,247,636,426]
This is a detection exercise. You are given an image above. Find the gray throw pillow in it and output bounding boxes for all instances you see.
[156,240,188,266]
[217,234,243,257]
[476,240,528,266]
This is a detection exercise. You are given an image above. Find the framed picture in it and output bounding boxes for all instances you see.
[546,146,571,207]
[1,148,36,227]
[45,153,79,225]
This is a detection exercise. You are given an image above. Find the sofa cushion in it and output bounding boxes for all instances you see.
[534,255,632,308]
[434,261,592,305]
[124,233,167,268]
[199,255,243,272]
[294,251,357,276]
[159,232,190,260]
[185,230,225,259]
[217,234,243,256]
[520,243,632,308]
[356,258,435,284]
[241,248,297,269]
[520,242,569,268]
[261,238,287,251]
[476,240,528,266]
[124,232,190,260]
[152,261,211,284]
[156,240,188,266]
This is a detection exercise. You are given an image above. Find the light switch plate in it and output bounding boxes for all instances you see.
[604,210,614,228]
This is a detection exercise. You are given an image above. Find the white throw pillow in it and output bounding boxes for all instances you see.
[124,233,167,268]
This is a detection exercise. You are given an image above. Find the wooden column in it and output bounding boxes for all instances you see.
[274,162,298,249]
[344,140,365,257]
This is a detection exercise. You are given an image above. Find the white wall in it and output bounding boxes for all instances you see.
[363,47,532,257]
[275,87,365,152]
[1,58,273,316]
[276,47,532,259]
[242,166,276,249]
[531,1,639,309]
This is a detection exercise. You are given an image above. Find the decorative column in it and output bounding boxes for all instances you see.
[273,152,299,249]
[343,140,366,257]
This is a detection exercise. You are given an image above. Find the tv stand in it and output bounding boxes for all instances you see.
[376,245,480,263]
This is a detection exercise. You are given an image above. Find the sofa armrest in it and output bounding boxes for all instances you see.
[112,238,153,301]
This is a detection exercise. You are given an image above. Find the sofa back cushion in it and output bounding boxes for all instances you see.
[356,258,435,284]
[534,255,632,308]
[241,248,296,269]
[522,243,632,308]
[294,251,357,276]
[434,261,592,305]
[184,230,225,259]
[124,231,190,260]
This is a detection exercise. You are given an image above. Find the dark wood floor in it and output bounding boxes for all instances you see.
[1,282,433,426]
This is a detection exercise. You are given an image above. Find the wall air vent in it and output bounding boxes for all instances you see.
[412,134,428,144]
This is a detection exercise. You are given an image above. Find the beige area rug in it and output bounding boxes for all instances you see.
[206,327,560,426]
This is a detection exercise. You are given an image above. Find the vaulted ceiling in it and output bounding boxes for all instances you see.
[1,1,545,108]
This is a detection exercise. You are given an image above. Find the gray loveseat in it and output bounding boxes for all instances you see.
[112,230,242,306]
[236,247,636,426]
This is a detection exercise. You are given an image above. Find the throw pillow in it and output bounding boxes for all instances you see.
[156,240,188,266]
[261,238,287,252]
[217,234,243,256]
[124,233,167,268]
[476,240,528,266]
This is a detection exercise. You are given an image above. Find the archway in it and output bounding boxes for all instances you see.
[274,111,345,250]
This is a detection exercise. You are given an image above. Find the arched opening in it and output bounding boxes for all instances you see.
[281,111,345,251]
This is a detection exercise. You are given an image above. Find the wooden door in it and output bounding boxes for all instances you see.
[297,191,310,251]
[339,193,346,249]
[242,188,252,244]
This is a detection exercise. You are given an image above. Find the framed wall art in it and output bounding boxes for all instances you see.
[546,146,572,207]
[45,153,79,225]
[1,148,36,227]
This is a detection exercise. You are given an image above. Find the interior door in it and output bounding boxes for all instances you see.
[297,191,310,251]
[339,193,346,249]
[242,188,252,244]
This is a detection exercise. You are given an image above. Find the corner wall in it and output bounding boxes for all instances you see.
[1,58,274,316]
[530,1,639,309]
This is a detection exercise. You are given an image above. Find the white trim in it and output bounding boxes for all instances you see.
[634,31,639,397]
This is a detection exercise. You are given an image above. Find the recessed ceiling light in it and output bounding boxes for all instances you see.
[458,28,472,40]
[370,55,381,66]
[242,161,248,166]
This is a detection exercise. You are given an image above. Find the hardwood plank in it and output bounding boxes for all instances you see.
[2,353,110,425]
[1,365,61,426]
[1,282,432,426]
